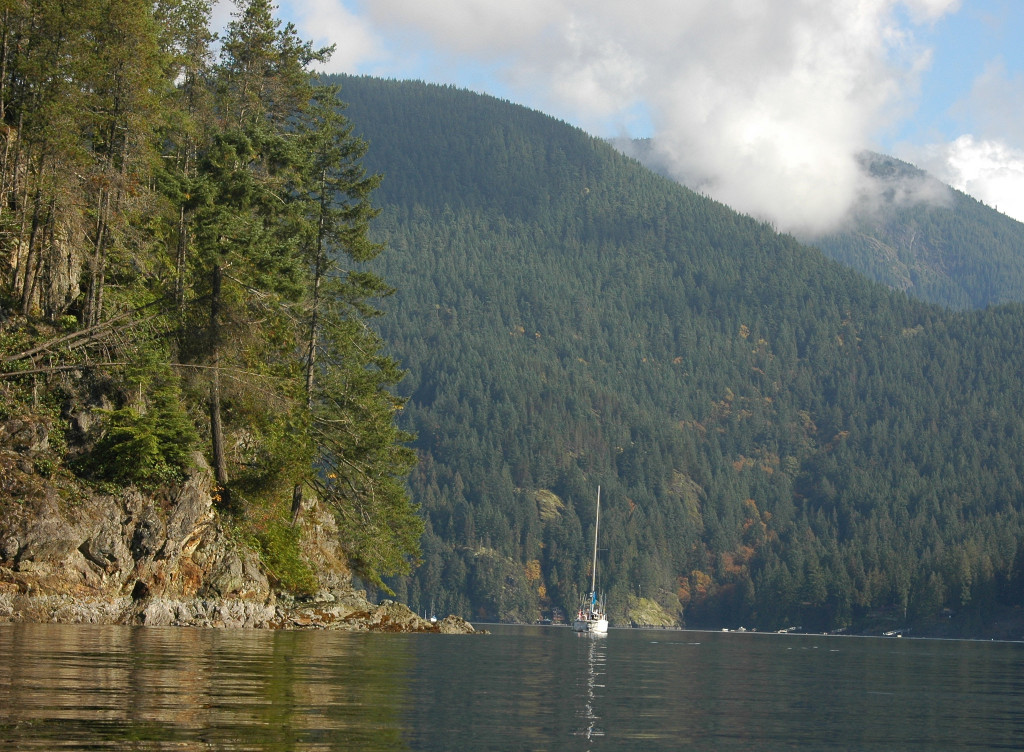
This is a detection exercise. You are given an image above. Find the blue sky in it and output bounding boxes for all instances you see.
[895,1,1023,146]
[215,0,1024,231]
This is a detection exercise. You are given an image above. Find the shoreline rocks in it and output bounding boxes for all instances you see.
[0,420,480,634]
[0,590,481,633]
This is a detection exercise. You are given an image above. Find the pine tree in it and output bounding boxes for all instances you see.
[186,0,328,499]
[0,2,422,591]
[294,85,422,589]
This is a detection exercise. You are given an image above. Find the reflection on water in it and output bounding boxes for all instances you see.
[0,623,414,751]
[3,623,1024,751]
[572,632,606,742]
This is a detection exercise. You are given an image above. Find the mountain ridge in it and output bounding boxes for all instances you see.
[616,138,1024,309]
[329,75,1024,635]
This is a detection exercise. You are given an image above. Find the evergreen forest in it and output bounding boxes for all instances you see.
[331,75,1024,633]
[811,153,1024,310]
[627,139,1024,310]
[0,1,421,593]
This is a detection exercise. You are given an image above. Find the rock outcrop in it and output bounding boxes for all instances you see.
[0,414,480,634]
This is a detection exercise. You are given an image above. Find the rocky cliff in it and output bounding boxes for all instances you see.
[0,413,478,634]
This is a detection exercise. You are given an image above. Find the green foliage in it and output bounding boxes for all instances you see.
[32,457,56,478]
[248,520,318,597]
[0,3,420,593]
[311,323,423,590]
[78,380,198,488]
[809,154,1024,310]
[83,406,174,484]
[629,148,1024,311]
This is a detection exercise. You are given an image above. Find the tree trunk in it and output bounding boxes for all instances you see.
[176,203,187,307]
[295,170,330,516]
[19,158,45,315]
[175,149,191,309]
[87,188,108,327]
[304,169,328,408]
[209,262,229,498]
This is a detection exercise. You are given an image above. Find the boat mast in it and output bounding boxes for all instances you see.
[590,486,601,596]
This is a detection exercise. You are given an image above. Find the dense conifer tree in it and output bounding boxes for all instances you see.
[0,1,422,591]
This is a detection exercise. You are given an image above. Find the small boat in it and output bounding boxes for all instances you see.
[573,487,609,634]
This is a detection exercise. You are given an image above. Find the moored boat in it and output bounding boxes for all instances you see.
[573,487,609,634]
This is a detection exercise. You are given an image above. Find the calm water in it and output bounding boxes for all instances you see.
[1,622,1023,750]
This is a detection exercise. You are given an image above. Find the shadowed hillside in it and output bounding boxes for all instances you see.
[331,75,1024,634]
[620,139,1024,310]
[812,153,1024,310]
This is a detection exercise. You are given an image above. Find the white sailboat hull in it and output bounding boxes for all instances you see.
[572,616,609,634]
[573,487,609,634]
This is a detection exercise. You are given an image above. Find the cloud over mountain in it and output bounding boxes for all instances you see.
[276,0,1024,230]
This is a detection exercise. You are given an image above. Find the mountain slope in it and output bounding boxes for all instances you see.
[331,75,1024,633]
[812,153,1024,309]
[621,140,1024,309]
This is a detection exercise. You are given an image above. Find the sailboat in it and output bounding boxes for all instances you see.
[573,486,609,634]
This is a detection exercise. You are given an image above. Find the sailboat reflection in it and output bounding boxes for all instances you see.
[572,630,607,741]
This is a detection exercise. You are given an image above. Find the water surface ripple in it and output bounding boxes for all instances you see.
[2,623,1022,750]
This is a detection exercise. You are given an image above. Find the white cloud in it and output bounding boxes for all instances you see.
[955,59,1024,147]
[603,0,961,233]
[899,58,1024,224]
[279,0,977,233]
[913,135,1024,222]
[273,1,382,72]
[901,0,961,22]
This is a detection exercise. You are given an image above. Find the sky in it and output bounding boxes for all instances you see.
[216,0,1024,234]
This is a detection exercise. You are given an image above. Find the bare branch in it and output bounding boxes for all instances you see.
[0,362,127,379]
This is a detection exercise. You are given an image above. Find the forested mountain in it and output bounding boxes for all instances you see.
[622,140,1024,309]
[330,75,1024,633]
[812,153,1024,310]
